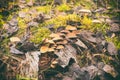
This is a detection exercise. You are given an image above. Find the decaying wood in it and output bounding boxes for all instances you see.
[55,45,77,68]
[17,51,41,79]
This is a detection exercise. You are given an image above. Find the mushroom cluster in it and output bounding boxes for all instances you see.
[40,24,118,69]
[40,25,82,54]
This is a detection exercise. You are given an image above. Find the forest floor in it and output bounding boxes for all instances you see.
[0,0,120,80]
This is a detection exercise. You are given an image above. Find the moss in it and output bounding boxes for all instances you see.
[21,8,30,13]
[80,16,92,29]
[80,16,109,33]
[56,4,71,12]
[34,5,51,14]
[0,19,4,29]
[106,36,120,49]
[43,14,80,29]
[77,0,96,9]
[92,23,109,33]
[16,75,37,80]
[30,27,50,44]
[0,36,10,54]
[17,17,27,29]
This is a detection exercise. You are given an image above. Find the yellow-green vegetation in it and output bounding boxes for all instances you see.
[80,16,92,30]
[34,5,51,14]
[80,16,109,32]
[42,14,80,29]
[76,0,95,9]
[56,4,71,12]
[0,15,4,28]
[16,75,37,80]
[92,23,109,33]
[81,16,92,26]
[30,27,50,44]
[0,37,10,54]
[106,36,120,49]
[21,8,30,13]
[17,17,27,29]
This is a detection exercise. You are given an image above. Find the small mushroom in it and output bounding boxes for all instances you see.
[56,40,68,45]
[49,33,59,38]
[53,36,63,41]
[66,32,77,39]
[56,32,65,37]
[56,45,64,50]
[48,48,55,52]
[72,30,81,34]
[60,30,70,34]
[79,9,91,13]
[50,60,58,68]
[10,37,21,42]
[40,46,49,53]
[45,39,55,44]
[66,25,77,31]
[51,60,58,65]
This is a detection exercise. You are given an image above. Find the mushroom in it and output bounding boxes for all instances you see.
[48,48,55,52]
[52,36,63,41]
[40,46,49,53]
[51,60,58,65]
[72,30,81,35]
[79,9,91,13]
[66,32,77,39]
[66,25,77,31]
[49,33,59,38]
[60,30,70,34]
[56,32,65,37]
[56,45,64,50]
[45,39,55,44]
[56,40,68,45]
[10,37,21,42]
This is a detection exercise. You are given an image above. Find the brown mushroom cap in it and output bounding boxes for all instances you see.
[66,32,77,39]
[56,45,64,49]
[66,25,77,31]
[51,60,58,65]
[49,33,59,38]
[40,46,49,53]
[52,36,63,41]
[56,32,65,37]
[45,39,55,44]
[72,30,81,35]
[56,40,68,45]
[48,48,55,52]
[60,30,70,34]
